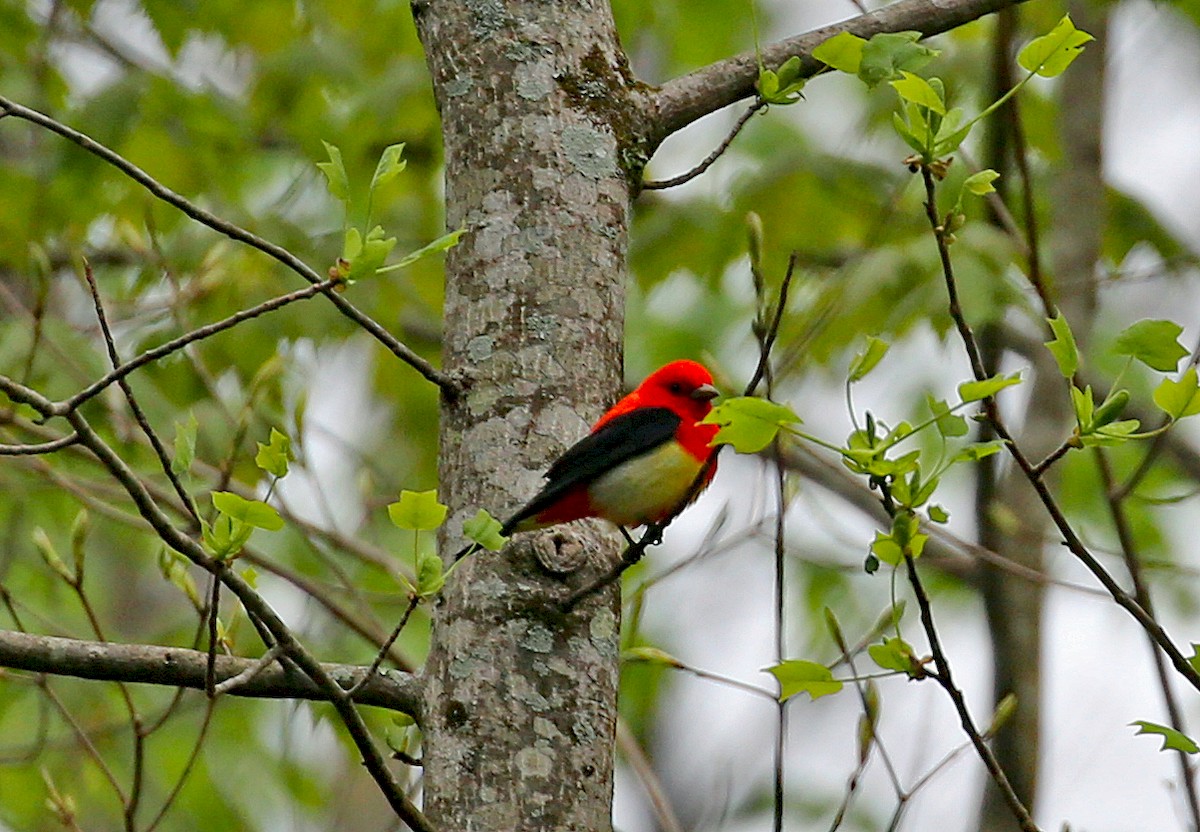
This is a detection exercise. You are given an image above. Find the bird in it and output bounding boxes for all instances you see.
[499,359,721,540]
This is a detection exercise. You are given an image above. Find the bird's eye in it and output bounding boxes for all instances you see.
[668,382,683,394]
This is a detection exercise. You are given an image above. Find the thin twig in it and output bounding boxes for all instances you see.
[60,278,341,414]
[1095,449,1200,830]
[903,553,1040,831]
[642,101,765,190]
[0,432,78,455]
[0,93,457,397]
[917,163,1200,694]
[81,262,201,527]
[616,719,685,832]
[211,645,284,696]
[347,594,420,699]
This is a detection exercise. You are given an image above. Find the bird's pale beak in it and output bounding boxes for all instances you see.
[691,383,719,402]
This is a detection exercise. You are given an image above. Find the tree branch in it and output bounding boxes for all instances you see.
[646,0,1030,146]
[0,630,422,714]
[0,94,457,397]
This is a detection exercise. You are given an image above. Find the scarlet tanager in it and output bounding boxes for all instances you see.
[500,360,721,537]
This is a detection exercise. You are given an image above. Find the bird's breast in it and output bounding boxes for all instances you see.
[587,440,709,527]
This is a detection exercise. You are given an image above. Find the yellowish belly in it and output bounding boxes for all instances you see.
[587,441,704,527]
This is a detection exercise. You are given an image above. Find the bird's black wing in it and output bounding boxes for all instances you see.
[502,406,681,534]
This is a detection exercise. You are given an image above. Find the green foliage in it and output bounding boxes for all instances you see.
[1017,14,1094,78]
[757,55,806,105]
[1044,313,1080,378]
[255,427,293,478]
[463,509,508,552]
[1130,720,1200,754]
[702,396,801,453]
[387,489,449,531]
[1154,369,1200,420]
[767,659,844,701]
[1114,319,1188,373]
[848,336,890,382]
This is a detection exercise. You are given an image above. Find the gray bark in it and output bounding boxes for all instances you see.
[413,1,636,829]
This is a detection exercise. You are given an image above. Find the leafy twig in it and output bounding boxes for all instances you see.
[0,93,456,397]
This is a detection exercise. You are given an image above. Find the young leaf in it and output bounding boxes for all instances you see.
[951,440,1007,463]
[380,228,467,273]
[1079,418,1141,447]
[345,226,398,284]
[813,31,866,73]
[255,428,293,479]
[958,372,1022,403]
[858,31,938,88]
[1154,368,1200,420]
[317,140,350,203]
[211,491,284,531]
[1017,15,1094,78]
[962,169,1000,196]
[463,509,508,552]
[172,411,198,475]
[701,397,801,454]
[766,660,843,701]
[928,504,950,523]
[1131,720,1200,754]
[927,395,968,438]
[889,71,945,115]
[1071,384,1095,428]
[870,530,903,566]
[1114,319,1188,372]
[849,336,890,382]
[1044,313,1079,378]
[624,646,684,667]
[416,549,446,597]
[370,143,407,195]
[868,637,918,675]
[388,489,449,531]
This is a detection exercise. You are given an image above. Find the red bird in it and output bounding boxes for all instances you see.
[501,360,721,537]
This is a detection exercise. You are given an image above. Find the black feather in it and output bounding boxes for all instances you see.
[501,407,681,535]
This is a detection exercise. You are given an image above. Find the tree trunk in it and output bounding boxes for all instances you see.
[413,1,643,828]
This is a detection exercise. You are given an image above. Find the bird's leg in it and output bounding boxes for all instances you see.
[618,526,637,547]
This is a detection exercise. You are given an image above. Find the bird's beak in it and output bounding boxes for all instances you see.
[691,383,719,402]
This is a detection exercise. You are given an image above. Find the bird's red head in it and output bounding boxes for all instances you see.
[596,360,720,432]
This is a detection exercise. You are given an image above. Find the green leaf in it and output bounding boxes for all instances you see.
[172,412,198,475]
[202,514,253,561]
[701,397,801,453]
[892,111,928,155]
[1188,644,1200,675]
[388,489,449,531]
[766,660,844,701]
[158,547,203,611]
[757,56,805,104]
[463,509,508,552]
[623,646,684,667]
[416,549,446,597]
[958,372,1022,403]
[254,428,293,479]
[962,169,1000,196]
[870,530,903,566]
[927,395,968,438]
[858,31,938,88]
[1131,720,1200,754]
[849,336,890,382]
[868,637,918,675]
[889,71,944,115]
[928,504,949,523]
[951,440,1007,463]
[1071,384,1095,428]
[812,31,865,73]
[1079,418,1141,447]
[1154,369,1200,419]
[211,491,284,531]
[345,225,398,284]
[1017,14,1094,78]
[1090,389,1131,430]
[369,143,407,195]
[1044,313,1079,378]
[317,140,350,203]
[1114,319,1188,372]
[380,228,467,273]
